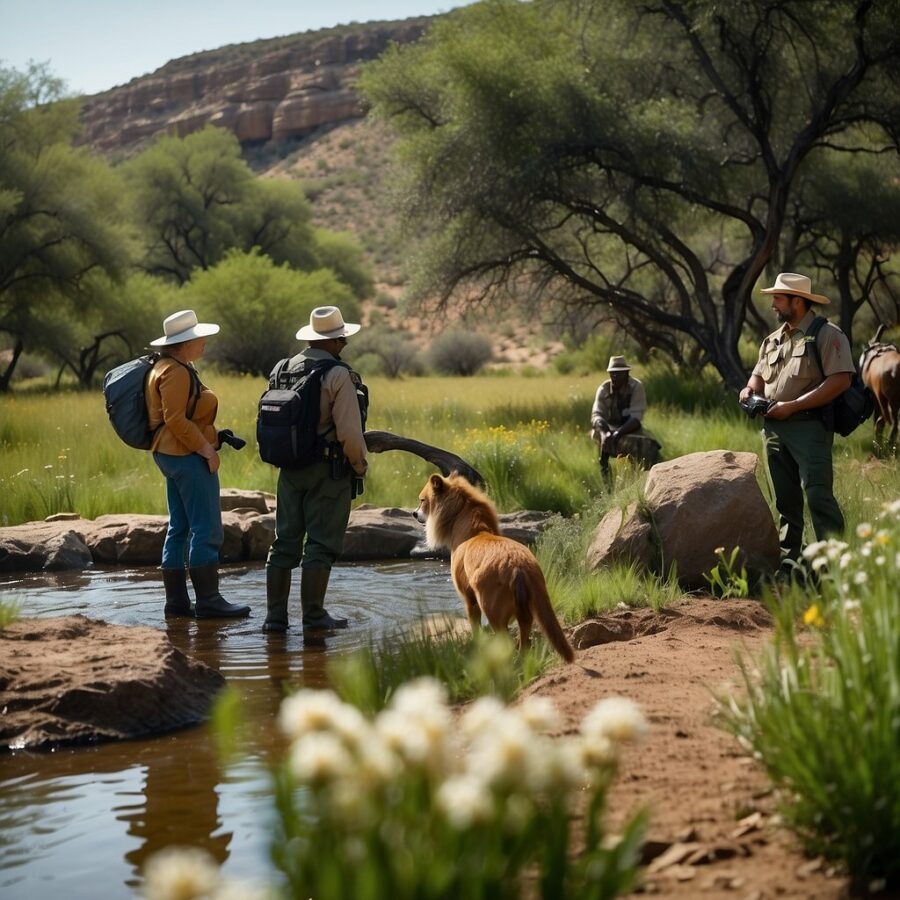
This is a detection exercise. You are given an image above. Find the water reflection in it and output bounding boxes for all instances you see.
[0,560,461,899]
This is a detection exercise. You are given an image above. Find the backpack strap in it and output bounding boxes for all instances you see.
[804,315,829,380]
[168,357,202,420]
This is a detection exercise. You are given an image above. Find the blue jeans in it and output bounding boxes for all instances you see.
[153,452,223,568]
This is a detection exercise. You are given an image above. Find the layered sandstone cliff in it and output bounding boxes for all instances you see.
[78,19,429,155]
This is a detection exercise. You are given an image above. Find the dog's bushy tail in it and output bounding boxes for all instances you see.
[514,570,575,663]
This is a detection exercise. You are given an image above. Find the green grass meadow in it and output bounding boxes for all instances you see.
[2,366,897,531]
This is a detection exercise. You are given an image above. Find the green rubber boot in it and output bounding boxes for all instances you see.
[301,567,348,630]
[263,565,292,633]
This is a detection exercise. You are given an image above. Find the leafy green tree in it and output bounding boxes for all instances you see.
[780,151,900,343]
[312,228,374,299]
[181,249,358,376]
[45,272,173,386]
[0,63,131,390]
[361,0,900,388]
[123,126,318,283]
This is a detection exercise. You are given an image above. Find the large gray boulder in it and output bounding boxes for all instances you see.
[588,450,779,589]
[1,615,225,751]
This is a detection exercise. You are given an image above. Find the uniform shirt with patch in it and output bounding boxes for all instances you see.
[752,310,854,404]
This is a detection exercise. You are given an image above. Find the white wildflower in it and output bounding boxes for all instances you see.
[856,522,873,539]
[278,689,347,740]
[460,695,506,738]
[875,555,886,567]
[576,734,618,770]
[802,540,828,560]
[289,732,354,785]
[375,708,446,771]
[581,697,647,745]
[853,571,868,585]
[436,774,495,829]
[825,540,848,562]
[839,552,853,570]
[811,556,829,571]
[141,846,220,900]
[843,600,861,612]
[390,677,448,716]
[860,544,872,557]
[355,735,402,787]
[467,714,538,790]
[517,695,560,734]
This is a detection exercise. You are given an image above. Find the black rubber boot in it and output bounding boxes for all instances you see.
[189,564,251,619]
[162,568,193,617]
[301,567,348,630]
[263,565,292,633]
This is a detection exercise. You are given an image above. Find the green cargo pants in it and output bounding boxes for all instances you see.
[763,418,844,563]
[267,461,353,570]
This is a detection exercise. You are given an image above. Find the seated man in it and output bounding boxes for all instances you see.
[590,355,661,478]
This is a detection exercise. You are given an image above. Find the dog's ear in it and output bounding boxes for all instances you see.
[429,473,445,493]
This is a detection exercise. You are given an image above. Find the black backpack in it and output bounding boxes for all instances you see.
[806,316,876,437]
[257,357,346,468]
[103,354,200,449]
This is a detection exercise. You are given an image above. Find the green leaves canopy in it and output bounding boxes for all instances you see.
[361,0,900,386]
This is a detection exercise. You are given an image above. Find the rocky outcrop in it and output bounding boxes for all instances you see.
[0,492,553,573]
[587,451,780,589]
[78,20,429,155]
[1,615,225,751]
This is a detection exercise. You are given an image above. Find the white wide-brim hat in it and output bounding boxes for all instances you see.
[150,309,220,346]
[760,272,830,305]
[296,306,361,341]
[607,355,631,372]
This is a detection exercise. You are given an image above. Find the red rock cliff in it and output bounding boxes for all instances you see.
[78,19,428,155]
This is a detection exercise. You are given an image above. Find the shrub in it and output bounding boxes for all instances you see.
[427,329,492,376]
[182,249,357,377]
[351,326,423,378]
[720,500,900,889]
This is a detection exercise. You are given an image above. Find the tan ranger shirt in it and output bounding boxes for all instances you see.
[752,310,854,404]
[146,357,219,455]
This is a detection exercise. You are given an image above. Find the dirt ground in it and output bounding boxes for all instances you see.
[521,598,853,900]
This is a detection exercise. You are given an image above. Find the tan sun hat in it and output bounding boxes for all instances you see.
[296,306,361,341]
[759,272,830,305]
[607,355,631,372]
[150,309,219,346]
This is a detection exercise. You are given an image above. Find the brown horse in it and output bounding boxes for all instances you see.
[859,324,900,455]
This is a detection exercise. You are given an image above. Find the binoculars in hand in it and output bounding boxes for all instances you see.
[739,394,773,419]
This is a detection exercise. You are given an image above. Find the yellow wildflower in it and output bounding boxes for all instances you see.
[803,604,825,629]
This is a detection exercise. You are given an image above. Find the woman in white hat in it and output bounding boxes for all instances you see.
[146,309,250,619]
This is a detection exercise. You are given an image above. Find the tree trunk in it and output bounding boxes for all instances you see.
[0,339,24,392]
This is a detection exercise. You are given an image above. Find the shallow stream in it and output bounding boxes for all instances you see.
[0,561,461,899]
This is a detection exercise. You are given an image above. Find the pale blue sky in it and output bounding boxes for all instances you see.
[0,0,477,96]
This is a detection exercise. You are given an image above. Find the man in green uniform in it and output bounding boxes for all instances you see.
[263,306,368,633]
[739,273,854,571]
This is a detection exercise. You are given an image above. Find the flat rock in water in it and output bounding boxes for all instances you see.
[0,615,225,751]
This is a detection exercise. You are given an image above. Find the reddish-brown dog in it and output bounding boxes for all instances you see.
[415,474,574,663]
